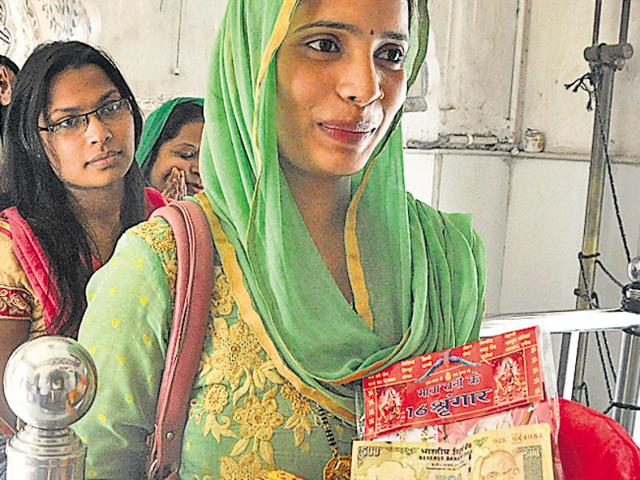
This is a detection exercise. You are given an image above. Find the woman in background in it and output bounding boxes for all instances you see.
[136,97,204,199]
[0,40,166,430]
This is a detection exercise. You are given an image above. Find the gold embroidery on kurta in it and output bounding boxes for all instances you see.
[134,204,323,476]
[232,388,284,465]
[204,384,229,415]
[199,316,284,407]
[281,384,313,449]
[211,268,233,315]
[190,384,236,443]
[219,452,267,480]
[130,218,178,295]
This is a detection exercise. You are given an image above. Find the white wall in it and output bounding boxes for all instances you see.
[402,0,640,314]
[93,0,225,112]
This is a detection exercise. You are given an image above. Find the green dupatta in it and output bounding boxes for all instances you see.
[199,0,486,423]
[135,97,204,172]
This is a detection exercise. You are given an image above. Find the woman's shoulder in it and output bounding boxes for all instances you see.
[120,216,178,295]
[127,215,176,253]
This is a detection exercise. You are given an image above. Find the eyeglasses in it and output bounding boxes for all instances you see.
[39,98,133,137]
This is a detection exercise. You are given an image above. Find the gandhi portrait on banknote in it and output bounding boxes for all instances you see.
[479,450,523,480]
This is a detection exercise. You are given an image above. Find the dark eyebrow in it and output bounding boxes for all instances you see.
[383,31,410,43]
[295,20,362,35]
[173,143,198,149]
[49,89,121,116]
[295,20,409,43]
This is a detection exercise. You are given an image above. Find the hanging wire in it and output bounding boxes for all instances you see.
[576,382,591,408]
[602,329,617,383]
[594,331,614,402]
[592,69,632,264]
[595,258,624,288]
[564,73,596,111]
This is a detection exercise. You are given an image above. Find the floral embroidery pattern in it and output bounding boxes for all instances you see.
[211,268,233,316]
[0,286,33,319]
[199,317,284,405]
[131,218,178,295]
[231,388,284,465]
[281,384,313,450]
[204,384,229,415]
[219,452,267,480]
[189,384,236,443]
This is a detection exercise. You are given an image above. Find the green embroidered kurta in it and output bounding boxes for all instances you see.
[75,217,354,479]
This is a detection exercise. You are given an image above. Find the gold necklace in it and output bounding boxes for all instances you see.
[316,406,352,480]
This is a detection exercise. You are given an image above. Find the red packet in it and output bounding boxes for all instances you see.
[359,327,564,478]
[362,327,544,439]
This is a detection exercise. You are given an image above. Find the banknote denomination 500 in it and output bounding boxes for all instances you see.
[351,424,554,480]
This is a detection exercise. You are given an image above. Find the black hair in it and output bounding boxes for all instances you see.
[141,101,204,180]
[0,55,19,136]
[0,55,19,75]
[1,41,145,336]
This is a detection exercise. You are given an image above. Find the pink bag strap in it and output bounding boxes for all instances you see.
[147,200,215,480]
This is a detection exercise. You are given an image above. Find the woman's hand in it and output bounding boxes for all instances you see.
[161,167,187,200]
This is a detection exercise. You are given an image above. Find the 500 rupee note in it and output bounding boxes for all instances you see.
[351,424,554,480]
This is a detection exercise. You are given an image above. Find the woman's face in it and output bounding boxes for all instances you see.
[39,64,135,192]
[148,120,204,195]
[276,0,409,178]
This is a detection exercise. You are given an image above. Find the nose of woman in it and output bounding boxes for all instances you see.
[335,55,383,107]
[86,115,113,145]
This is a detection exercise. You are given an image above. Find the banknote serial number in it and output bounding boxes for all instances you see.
[511,431,544,443]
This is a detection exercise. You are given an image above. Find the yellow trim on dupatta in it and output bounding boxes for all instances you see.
[344,160,378,329]
[251,0,298,174]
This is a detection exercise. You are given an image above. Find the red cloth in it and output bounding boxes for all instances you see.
[144,187,169,218]
[559,398,640,479]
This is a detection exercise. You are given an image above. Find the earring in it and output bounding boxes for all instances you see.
[378,90,385,100]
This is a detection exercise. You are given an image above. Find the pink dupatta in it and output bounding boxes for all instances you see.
[0,188,167,334]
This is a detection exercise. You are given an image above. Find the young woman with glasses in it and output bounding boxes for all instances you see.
[0,41,166,430]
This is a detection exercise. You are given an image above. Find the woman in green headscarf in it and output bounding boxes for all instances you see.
[136,97,205,199]
[74,0,486,478]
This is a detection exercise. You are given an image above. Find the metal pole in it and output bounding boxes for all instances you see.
[557,0,634,401]
[612,261,640,439]
[619,0,631,44]
[557,62,616,401]
[592,0,602,45]
[612,327,640,441]
[572,63,616,402]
